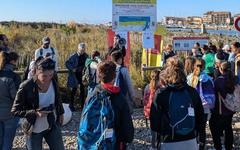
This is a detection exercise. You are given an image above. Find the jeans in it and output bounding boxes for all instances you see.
[26,123,64,150]
[0,117,19,150]
[209,114,233,150]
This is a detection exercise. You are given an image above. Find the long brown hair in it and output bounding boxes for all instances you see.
[0,52,8,70]
[184,57,196,76]
[220,62,235,93]
[149,70,160,92]
[190,58,205,88]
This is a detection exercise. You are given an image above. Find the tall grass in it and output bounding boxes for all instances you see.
[2,22,234,89]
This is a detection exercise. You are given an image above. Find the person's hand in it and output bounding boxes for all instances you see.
[59,114,64,125]
[36,111,49,117]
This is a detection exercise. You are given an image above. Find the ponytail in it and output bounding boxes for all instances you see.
[149,70,160,92]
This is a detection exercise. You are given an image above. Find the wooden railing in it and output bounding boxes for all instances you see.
[15,69,69,75]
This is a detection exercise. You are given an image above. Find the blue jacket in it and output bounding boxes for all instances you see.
[187,72,215,110]
[65,52,88,88]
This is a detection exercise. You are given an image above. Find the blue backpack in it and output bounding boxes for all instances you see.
[168,89,195,138]
[78,86,116,150]
[115,66,127,96]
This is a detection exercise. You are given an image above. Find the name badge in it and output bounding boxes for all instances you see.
[188,107,195,117]
[105,128,114,139]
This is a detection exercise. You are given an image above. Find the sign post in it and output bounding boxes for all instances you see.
[234,16,240,41]
[112,0,157,32]
[234,17,240,32]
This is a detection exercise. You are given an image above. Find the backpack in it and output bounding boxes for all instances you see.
[199,81,215,109]
[82,59,97,87]
[165,89,195,138]
[22,60,36,81]
[39,47,55,57]
[78,86,116,150]
[218,81,240,112]
[115,66,127,96]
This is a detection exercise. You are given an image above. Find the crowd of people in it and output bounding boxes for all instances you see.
[0,32,240,150]
[145,41,240,150]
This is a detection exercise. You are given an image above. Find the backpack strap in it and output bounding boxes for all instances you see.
[50,47,55,55]
[39,48,43,56]
[39,47,55,56]
[218,92,223,115]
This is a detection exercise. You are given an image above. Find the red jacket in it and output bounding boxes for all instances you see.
[143,84,158,119]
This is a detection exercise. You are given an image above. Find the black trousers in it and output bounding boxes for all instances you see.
[209,113,233,150]
[70,74,85,108]
[199,114,208,150]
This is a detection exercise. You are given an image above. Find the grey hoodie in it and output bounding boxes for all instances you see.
[0,64,21,120]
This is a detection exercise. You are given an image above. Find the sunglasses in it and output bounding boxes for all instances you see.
[196,64,203,68]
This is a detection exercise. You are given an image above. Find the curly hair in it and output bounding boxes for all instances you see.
[97,61,116,83]
[165,56,184,69]
[164,65,186,86]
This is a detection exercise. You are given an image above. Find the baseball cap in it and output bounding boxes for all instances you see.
[222,45,230,51]
[42,36,50,44]
[78,43,85,50]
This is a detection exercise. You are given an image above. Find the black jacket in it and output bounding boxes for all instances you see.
[108,91,134,149]
[162,51,175,64]
[150,84,205,143]
[108,46,126,57]
[11,77,64,133]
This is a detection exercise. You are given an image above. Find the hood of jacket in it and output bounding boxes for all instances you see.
[3,63,16,71]
[187,71,211,83]
[199,71,212,83]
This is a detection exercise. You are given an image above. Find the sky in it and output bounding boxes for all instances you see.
[0,0,239,24]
